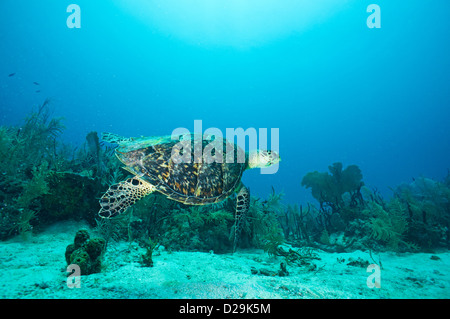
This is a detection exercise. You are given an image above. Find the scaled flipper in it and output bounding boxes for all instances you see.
[98,177,155,218]
[101,132,133,145]
[233,185,250,253]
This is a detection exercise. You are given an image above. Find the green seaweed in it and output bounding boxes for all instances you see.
[0,100,68,239]
[262,227,285,256]
[363,199,408,251]
[243,190,286,251]
[16,161,50,208]
[141,237,159,267]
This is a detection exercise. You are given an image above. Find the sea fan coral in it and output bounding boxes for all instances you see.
[301,162,363,212]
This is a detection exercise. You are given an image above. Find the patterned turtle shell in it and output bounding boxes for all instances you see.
[113,134,247,205]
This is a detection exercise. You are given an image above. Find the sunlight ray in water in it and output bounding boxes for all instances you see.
[116,0,353,47]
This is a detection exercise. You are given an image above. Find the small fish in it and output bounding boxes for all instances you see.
[33,81,40,85]
[8,73,15,77]
[35,90,41,93]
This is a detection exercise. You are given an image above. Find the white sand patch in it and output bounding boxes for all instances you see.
[0,221,449,299]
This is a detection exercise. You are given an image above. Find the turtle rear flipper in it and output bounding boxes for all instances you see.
[233,185,250,253]
[101,132,133,145]
[98,177,155,218]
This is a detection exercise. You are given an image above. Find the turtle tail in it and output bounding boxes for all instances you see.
[98,177,155,218]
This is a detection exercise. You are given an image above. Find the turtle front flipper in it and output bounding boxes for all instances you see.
[233,185,250,253]
[98,177,155,218]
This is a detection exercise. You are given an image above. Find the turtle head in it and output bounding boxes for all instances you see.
[247,150,280,169]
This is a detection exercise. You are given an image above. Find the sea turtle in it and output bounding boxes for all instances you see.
[98,132,280,250]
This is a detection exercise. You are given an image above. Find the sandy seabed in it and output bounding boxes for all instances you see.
[0,221,449,299]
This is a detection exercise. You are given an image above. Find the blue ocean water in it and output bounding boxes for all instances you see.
[1,0,449,205]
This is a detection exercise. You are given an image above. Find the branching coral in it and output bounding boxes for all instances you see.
[278,203,315,243]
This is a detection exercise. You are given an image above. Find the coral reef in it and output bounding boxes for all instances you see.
[299,164,449,252]
[108,186,286,254]
[1,102,449,257]
[395,177,450,249]
[0,103,122,240]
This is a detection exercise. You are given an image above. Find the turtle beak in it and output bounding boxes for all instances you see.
[266,151,280,165]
